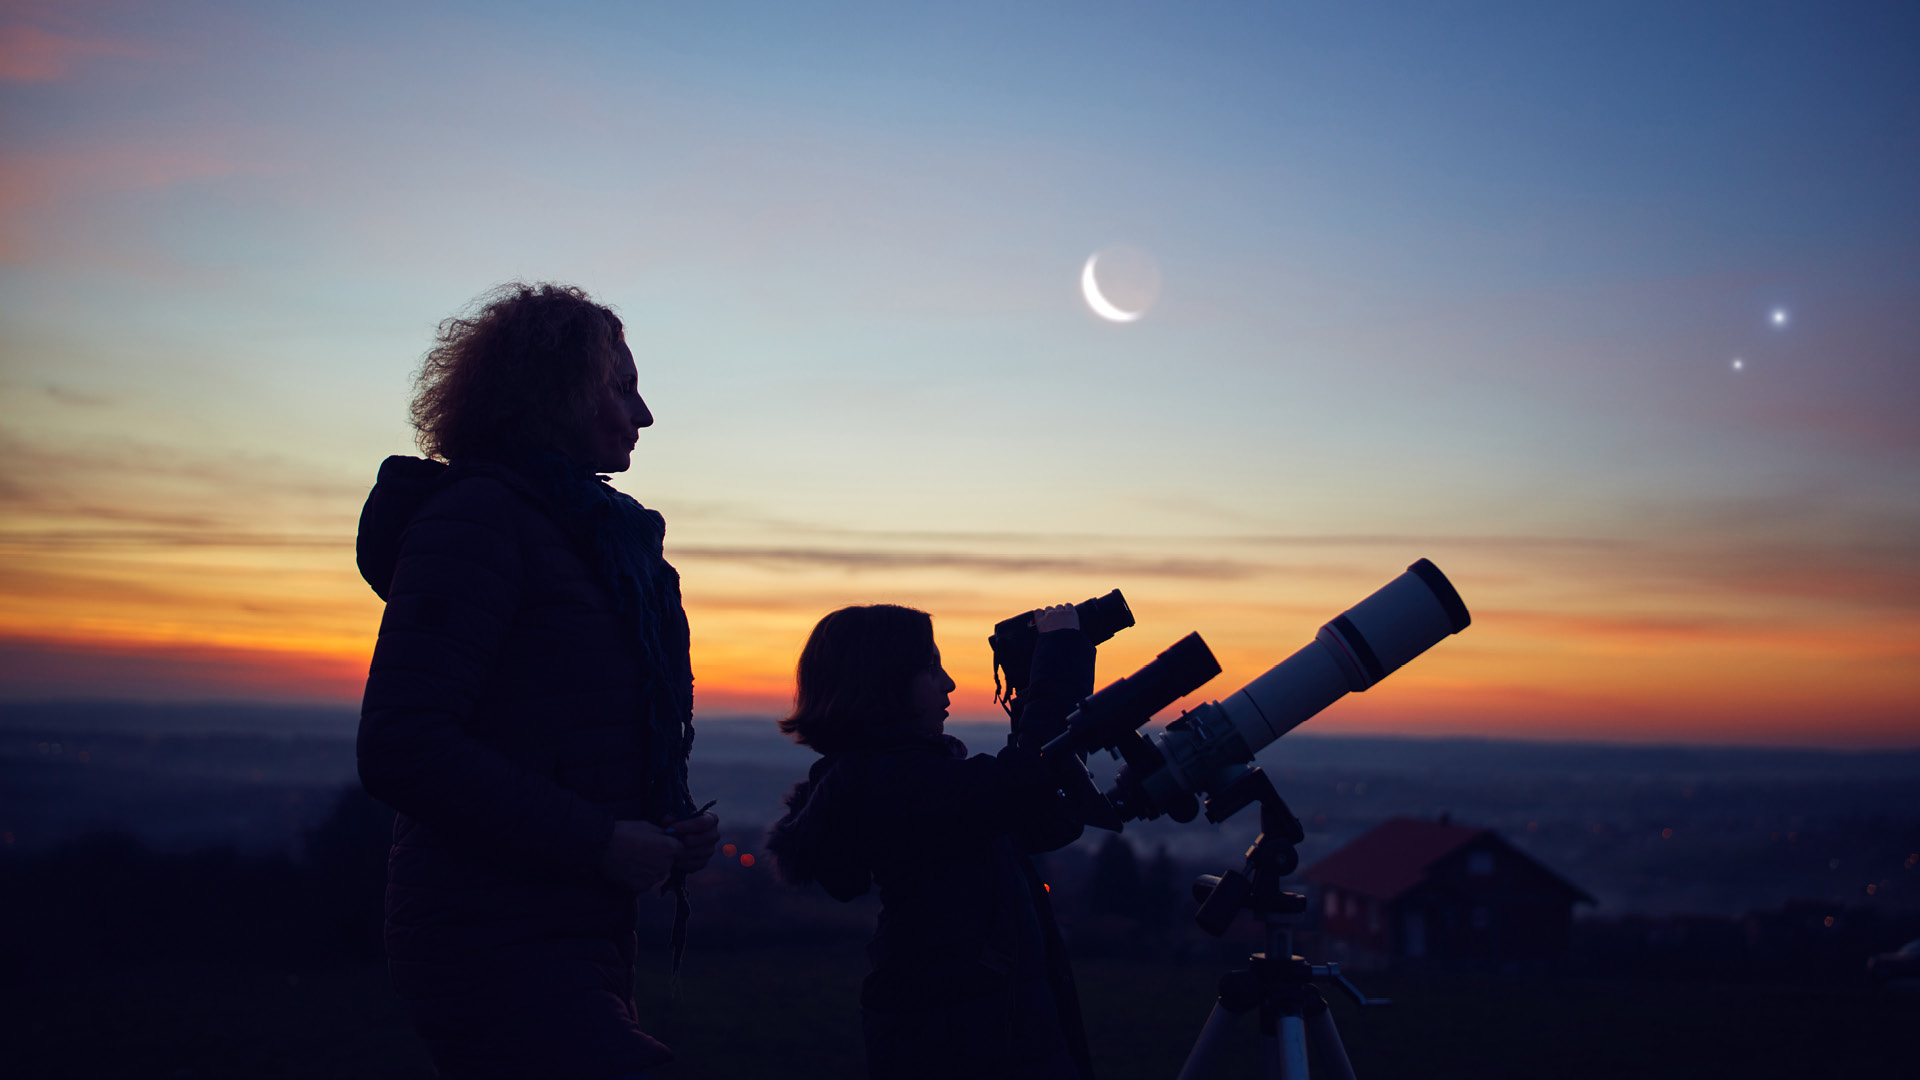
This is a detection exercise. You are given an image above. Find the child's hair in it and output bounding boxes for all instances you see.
[780,605,935,753]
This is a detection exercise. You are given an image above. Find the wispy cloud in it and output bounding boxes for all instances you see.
[1615,493,1920,610]
[0,143,245,209]
[0,427,377,656]
[0,634,364,704]
[1223,534,1630,553]
[0,142,251,261]
[40,384,114,408]
[675,545,1254,580]
[0,430,366,512]
[1734,394,1920,453]
[1480,607,1903,650]
[682,505,1640,557]
[0,529,350,551]
[0,21,147,84]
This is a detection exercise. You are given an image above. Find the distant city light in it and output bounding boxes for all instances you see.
[1661,828,1673,839]
[739,853,755,868]
[722,843,736,857]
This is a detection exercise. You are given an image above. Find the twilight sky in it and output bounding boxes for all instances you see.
[2,0,1916,747]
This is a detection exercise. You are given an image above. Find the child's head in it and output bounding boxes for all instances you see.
[780,604,956,752]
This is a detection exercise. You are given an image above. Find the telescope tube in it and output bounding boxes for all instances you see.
[1129,559,1470,812]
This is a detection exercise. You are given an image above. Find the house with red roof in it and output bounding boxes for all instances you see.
[1303,816,1594,972]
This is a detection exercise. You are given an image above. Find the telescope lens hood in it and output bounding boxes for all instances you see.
[1408,557,1471,632]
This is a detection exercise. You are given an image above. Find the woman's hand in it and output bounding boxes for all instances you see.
[599,820,684,892]
[1033,603,1081,634]
[663,811,720,874]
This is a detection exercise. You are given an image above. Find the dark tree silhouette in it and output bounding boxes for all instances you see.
[1138,843,1180,938]
[303,785,396,960]
[1087,833,1143,918]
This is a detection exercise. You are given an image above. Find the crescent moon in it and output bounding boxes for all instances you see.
[1081,254,1142,323]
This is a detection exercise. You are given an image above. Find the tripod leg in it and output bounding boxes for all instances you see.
[1177,1001,1241,1080]
[1303,994,1358,1080]
[1270,1014,1309,1080]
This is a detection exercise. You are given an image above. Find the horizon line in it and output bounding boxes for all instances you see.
[4,698,1917,754]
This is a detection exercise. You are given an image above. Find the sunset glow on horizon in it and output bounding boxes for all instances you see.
[2,2,1915,749]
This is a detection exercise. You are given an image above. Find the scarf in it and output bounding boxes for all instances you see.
[518,450,696,821]
[517,450,702,980]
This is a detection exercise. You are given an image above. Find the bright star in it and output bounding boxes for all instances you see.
[1771,308,1788,326]
[1731,358,1744,371]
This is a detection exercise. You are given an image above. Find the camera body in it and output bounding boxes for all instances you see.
[989,589,1135,727]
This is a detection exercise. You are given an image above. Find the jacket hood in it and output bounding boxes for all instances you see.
[764,753,873,902]
[356,455,453,601]
[764,735,969,903]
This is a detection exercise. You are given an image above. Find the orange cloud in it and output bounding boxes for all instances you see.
[2,426,1913,748]
[0,142,246,215]
[0,633,367,704]
[0,22,146,84]
[0,139,252,264]
[1306,681,1920,750]
[676,544,1252,580]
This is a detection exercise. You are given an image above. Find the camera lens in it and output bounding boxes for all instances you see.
[1074,589,1135,646]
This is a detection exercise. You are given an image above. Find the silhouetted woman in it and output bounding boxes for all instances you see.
[766,603,1097,1080]
[356,283,718,1079]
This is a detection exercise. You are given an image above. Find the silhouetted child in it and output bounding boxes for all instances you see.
[767,603,1097,1080]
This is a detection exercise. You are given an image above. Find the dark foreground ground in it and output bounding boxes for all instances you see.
[7,945,1914,1080]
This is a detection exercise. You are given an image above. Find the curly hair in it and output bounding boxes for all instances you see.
[411,282,625,462]
[781,605,936,754]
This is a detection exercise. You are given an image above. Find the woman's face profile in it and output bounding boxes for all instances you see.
[904,643,956,737]
[579,340,653,473]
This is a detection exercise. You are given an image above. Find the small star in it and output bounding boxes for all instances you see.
[1731,357,1744,371]
[1771,308,1788,327]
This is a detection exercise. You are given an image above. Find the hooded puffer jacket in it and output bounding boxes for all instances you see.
[356,454,672,1078]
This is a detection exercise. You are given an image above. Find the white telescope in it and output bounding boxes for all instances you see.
[1108,558,1471,822]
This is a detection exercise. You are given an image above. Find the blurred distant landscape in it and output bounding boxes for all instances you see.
[6,700,1916,917]
[5,701,1916,1079]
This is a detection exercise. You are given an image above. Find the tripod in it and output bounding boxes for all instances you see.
[1175,768,1387,1080]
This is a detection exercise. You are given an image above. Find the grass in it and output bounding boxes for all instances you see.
[5,946,1913,1078]
[7,965,430,1080]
